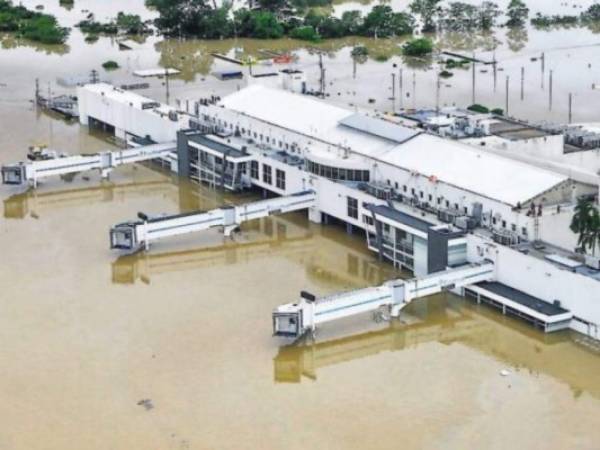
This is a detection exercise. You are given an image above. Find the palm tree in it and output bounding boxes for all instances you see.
[571,198,600,255]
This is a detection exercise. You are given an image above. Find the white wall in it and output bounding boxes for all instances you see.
[78,87,183,143]
[467,234,600,339]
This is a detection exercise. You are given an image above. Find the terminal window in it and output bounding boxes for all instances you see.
[347,197,358,219]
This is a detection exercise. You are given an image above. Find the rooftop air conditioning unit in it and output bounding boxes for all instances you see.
[438,208,461,224]
[492,229,519,246]
[455,216,477,231]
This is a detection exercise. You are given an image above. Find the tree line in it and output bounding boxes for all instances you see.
[144,0,535,41]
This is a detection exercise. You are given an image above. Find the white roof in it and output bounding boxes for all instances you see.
[220,85,568,206]
[379,134,568,206]
[133,68,181,77]
[219,85,397,154]
[82,83,177,113]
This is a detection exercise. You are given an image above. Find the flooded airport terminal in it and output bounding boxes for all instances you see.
[1,0,600,449]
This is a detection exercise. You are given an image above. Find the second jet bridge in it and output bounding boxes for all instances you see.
[272,262,495,338]
[110,190,316,252]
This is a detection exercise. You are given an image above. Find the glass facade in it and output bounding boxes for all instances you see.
[307,160,369,182]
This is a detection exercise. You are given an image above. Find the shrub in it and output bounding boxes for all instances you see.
[402,37,433,56]
[102,60,119,70]
[467,104,490,113]
[290,25,320,41]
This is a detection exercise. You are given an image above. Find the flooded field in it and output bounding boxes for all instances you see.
[2,1,600,449]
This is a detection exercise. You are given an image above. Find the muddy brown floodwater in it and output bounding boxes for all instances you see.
[2,1,600,449]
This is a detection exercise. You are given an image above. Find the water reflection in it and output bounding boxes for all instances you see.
[0,33,69,55]
[506,27,529,53]
[112,213,397,287]
[439,30,500,52]
[3,179,176,219]
[154,36,409,81]
[274,294,600,400]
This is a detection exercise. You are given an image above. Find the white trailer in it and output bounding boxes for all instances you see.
[1,142,176,188]
[110,190,316,252]
[272,263,495,338]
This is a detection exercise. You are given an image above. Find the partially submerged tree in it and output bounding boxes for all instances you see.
[362,5,414,38]
[402,37,434,56]
[478,1,501,30]
[409,0,442,32]
[506,0,529,27]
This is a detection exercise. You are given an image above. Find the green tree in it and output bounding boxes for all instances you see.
[402,37,433,56]
[506,0,529,27]
[361,5,414,37]
[441,1,499,31]
[249,11,283,38]
[146,0,212,35]
[258,0,286,12]
[440,2,478,31]
[409,0,442,32]
[571,198,600,255]
[581,4,600,22]
[115,12,149,34]
[290,25,320,41]
[340,10,362,35]
[478,1,501,29]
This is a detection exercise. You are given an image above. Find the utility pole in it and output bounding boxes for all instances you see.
[399,69,403,110]
[549,70,553,111]
[435,71,441,116]
[505,76,510,116]
[520,66,524,101]
[165,67,170,105]
[391,72,396,112]
[471,52,476,104]
[492,50,497,92]
[412,71,416,109]
[318,53,325,98]
[90,69,99,84]
[541,52,545,89]
[568,93,573,123]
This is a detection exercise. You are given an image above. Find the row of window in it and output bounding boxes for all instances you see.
[307,161,370,182]
[250,161,286,190]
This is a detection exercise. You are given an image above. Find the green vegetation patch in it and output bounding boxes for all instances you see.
[290,25,320,41]
[467,104,489,113]
[0,0,69,44]
[402,37,433,56]
[77,12,150,35]
[445,58,470,69]
[102,60,120,70]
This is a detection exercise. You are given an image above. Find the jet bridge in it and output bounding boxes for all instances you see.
[1,142,176,188]
[110,190,316,252]
[272,262,495,338]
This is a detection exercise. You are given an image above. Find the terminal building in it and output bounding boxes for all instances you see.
[76,82,600,340]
